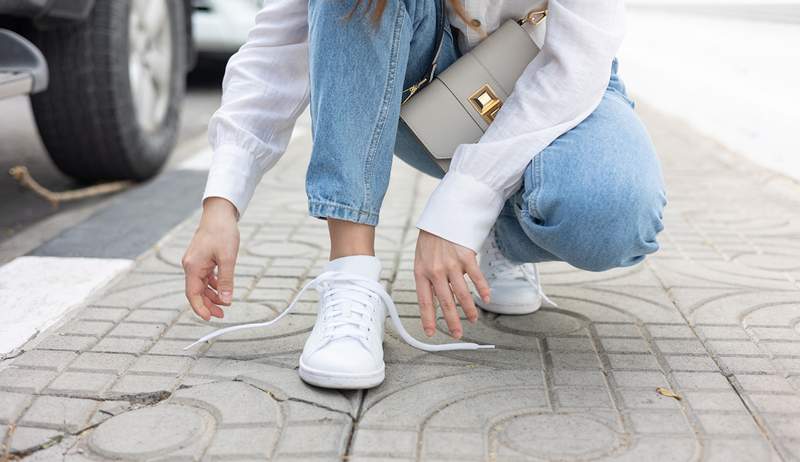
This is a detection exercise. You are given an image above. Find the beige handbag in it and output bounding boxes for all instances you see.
[400,8,546,172]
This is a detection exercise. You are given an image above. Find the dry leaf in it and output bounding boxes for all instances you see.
[656,387,682,401]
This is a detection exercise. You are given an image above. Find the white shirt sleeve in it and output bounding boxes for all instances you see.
[416,0,627,252]
[202,0,310,217]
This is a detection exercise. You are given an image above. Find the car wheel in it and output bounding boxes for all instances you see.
[31,0,187,182]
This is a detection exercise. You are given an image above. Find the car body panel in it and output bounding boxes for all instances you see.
[192,0,262,55]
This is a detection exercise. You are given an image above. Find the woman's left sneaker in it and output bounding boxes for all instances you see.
[475,229,556,315]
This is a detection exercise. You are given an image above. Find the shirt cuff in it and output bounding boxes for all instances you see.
[202,144,261,218]
[416,171,506,252]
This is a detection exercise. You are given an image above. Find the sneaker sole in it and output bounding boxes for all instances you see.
[298,358,385,390]
[474,294,542,315]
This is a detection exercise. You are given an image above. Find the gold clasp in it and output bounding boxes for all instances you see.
[468,84,502,124]
[517,9,547,26]
[401,78,427,105]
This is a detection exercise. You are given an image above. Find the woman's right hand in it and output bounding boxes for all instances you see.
[182,197,240,321]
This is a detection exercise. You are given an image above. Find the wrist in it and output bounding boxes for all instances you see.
[202,197,239,222]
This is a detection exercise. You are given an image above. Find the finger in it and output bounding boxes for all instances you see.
[432,277,462,339]
[202,295,225,318]
[215,255,236,305]
[465,258,491,303]
[186,270,212,321]
[204,286,225,306]
[450,272,479,324]
[207,273,219,290]
[415,273,437,337]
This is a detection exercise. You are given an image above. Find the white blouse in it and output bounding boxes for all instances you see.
[202,0,626,252]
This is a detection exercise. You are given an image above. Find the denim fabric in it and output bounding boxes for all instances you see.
[306,0,666,271]
[306,0,458,225]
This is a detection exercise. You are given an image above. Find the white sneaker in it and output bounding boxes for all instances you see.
[298,256,386,389]
[476,229,556,315]
[185,255,494,390]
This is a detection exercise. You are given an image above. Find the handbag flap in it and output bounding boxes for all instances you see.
[400,79,483,161]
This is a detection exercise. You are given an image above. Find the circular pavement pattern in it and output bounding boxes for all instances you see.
[495,413,620,459]
[89,405,215,459]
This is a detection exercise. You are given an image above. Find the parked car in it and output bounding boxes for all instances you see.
[193,0,262,58]
[0,0,194,182]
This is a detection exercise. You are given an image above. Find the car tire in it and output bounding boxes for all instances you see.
[31,0,187,182]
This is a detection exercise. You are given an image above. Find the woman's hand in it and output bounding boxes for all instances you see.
[182,197,240,321]
[414,230,491,339]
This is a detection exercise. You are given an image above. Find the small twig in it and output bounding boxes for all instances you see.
[9,165,133,209]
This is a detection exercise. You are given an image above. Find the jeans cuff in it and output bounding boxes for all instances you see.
[308,201,380,226]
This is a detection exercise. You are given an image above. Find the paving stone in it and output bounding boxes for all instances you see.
[0,391,32,423]
[594,323,640,337]
[734,374,796,393]
[646,324,696,339]
[552,369,607,387]
[106,322,167,339]
[748,394,800,414]
[58,320,115,337]
[664,355,720,372]
[611,371,669,388]
[6,426,63,453]
[79,307,129,322]
[671,371,731,390]
[127,355,192,374]
[35,334,97,351]
[108,374,178,396]
[11,350,77,371]
[654,339,707,355]
[696,412,761,435]
[92,337,154,355]
[123,308,182,324]
[618,389,682,410]
[601,338,651,353]
[706,340,764,356]
[20,396,97,432]
[206,427,278,458]
[627,410,692,434]
[0,367,57,393]
[87,404,214,460]
[45,371,117,397]
[68,352,137,373]
[607,353,661,370]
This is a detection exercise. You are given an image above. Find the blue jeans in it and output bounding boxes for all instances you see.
[306,0,666,271]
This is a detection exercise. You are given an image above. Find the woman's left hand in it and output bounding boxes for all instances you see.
[414,230,491,339]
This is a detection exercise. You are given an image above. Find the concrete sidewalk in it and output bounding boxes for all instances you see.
[2,104,800,461]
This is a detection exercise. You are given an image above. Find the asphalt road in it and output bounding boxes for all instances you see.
[0,63,226,264]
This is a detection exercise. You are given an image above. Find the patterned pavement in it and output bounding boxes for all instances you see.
[1,104,800,461]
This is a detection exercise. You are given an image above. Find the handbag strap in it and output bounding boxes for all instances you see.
[401,0,446,104]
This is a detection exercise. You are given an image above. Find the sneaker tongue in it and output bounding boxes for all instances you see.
[324,255,382,281]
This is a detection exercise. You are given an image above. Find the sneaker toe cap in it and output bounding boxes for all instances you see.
[302,338,383,375]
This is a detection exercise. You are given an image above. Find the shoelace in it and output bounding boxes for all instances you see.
[183,271,495,352]
[486,240,557,307]
[316,281,378,347]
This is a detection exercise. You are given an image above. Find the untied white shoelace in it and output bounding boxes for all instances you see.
[183,271,496,352]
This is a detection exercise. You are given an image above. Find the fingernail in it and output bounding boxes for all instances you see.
[221,291,232,303]
[424,328,434,337]
[469,317,477,325]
